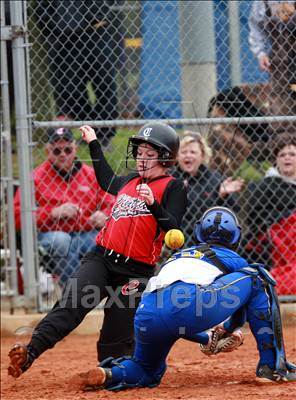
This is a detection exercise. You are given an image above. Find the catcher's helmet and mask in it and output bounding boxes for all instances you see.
[126,122,180,171]
[194,207,241,250]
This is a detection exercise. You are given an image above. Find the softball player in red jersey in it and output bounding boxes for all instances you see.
[8,122,187,378]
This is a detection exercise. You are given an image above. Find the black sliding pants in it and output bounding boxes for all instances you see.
[30,250,153,362]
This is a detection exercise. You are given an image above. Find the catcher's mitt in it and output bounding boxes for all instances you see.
[200,326,244,356]
[8,343,34,378]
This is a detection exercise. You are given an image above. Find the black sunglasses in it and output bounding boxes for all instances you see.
[52,146,73,156]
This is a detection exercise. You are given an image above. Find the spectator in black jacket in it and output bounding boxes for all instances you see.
[243,133,296,294]
[173,132,244,247]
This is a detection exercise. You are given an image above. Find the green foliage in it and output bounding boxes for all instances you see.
[234,159,272,183]
[71,127,134,174]
[104,128,136,174]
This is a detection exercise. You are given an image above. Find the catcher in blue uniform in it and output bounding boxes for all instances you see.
[14,207,296,389]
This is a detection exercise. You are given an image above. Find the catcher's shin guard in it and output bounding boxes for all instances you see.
[8,344,37,378]
[262,268,296,378]
[200,326,243,356]
[246,264,296,380]
[98,356,165,391]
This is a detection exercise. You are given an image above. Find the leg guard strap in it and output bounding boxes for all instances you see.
[98,356,166,391]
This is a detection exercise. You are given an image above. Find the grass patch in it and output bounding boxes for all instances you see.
[12,127,271,184]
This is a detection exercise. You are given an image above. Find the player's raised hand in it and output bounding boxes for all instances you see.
[79,125,97,144]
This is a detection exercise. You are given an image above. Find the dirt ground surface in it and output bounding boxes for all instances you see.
[1,326,295,400]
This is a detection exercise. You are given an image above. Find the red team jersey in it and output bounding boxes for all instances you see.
[97,176,174,265]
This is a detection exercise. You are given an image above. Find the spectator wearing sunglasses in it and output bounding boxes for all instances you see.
[14,128,115,284]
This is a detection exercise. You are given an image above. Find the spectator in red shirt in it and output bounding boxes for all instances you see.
[14,127,115,284]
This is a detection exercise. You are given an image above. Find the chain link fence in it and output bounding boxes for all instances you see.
[1,0,295,310]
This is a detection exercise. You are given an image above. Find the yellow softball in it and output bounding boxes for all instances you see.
[164,229,185,249]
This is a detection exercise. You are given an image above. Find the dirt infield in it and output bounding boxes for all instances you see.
[1,326,295,400]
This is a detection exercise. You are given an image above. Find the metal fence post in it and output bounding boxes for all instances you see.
[229,1,242,87]
[0,1,18,309]
[179,0,217,117]
[10,0,37,310]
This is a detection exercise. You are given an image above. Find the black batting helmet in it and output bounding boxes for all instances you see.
[127,122,180,168]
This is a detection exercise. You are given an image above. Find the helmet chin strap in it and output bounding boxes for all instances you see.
[138,160,160,182]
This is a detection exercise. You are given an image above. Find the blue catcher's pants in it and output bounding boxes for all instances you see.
[108,272,275,389]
